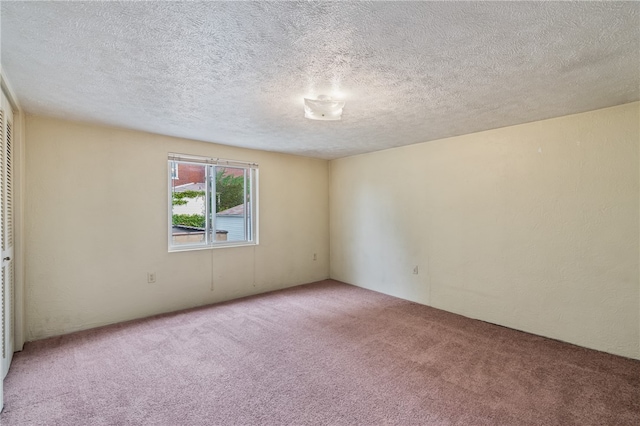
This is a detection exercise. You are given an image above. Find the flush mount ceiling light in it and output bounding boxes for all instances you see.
[304,95,345,121]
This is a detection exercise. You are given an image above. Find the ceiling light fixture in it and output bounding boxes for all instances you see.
[304,95,345,121]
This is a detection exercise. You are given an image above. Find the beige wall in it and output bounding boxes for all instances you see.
[22,103,640,359]
[330,102,640,359]
[25,116,330,340]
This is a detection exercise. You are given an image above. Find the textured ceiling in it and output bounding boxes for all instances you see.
[1,1,639,159]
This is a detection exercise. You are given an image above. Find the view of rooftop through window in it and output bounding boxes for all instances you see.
[169,157,256,250]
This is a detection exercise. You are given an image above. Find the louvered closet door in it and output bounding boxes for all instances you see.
[1,91,14,383]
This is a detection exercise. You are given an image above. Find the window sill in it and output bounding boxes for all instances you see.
[168,241,258,253]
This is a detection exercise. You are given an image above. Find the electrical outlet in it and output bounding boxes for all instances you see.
[313,253,317,261]
[413,266,419,275]
[147,272,156,283]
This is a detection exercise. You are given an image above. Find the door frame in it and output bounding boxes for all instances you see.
[0,73,23,353]
[1,70,24,413]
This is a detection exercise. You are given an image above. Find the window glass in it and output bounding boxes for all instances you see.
[168,155,257,251]
[171,163,207,247]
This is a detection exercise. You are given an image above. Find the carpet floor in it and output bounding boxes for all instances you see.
[1,280,639,425]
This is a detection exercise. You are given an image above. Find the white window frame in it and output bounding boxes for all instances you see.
[170,162,179,180]
[168,153,259,252]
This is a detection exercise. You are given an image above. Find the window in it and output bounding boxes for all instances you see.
[170,162,179,180]
[168,153,258,251]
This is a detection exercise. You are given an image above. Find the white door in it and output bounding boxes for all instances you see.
[1,91,15,410]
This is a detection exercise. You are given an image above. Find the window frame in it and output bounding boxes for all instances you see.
[168,153,259,252]
[170,162,179,180]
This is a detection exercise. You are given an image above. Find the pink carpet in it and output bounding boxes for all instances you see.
[2,280,639,425]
